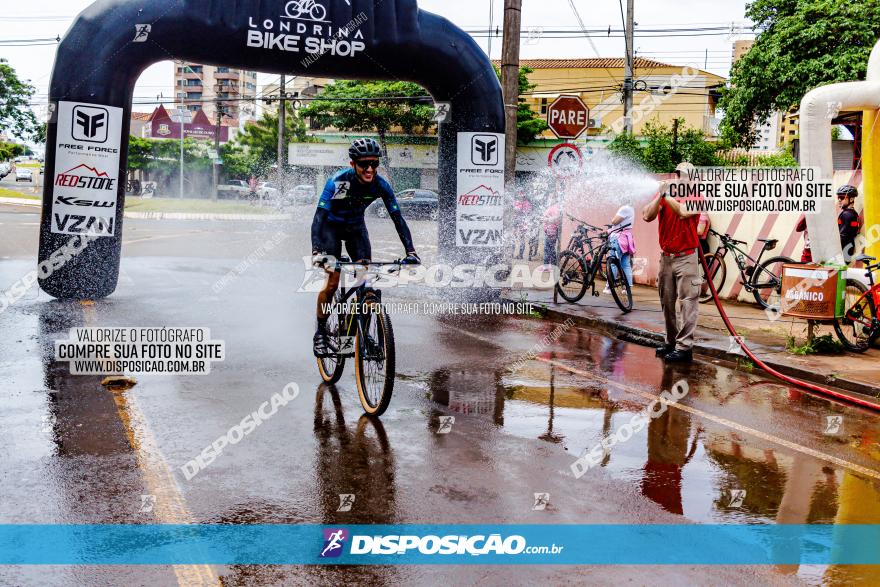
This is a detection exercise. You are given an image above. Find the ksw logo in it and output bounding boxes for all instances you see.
[54,196,115,208]
[459,214,502,222]
[72,106,109,143]
[55,164,116,191]
[53,214,114,235]
[332,181,350,199]
[459,229,502,246]
[471,135,498,166]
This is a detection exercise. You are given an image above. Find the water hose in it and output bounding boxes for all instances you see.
[696,247,880,411]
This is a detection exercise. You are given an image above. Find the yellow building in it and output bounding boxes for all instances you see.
[496,58,726,139]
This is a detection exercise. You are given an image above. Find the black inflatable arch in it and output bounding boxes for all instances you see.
[38,0,504,298]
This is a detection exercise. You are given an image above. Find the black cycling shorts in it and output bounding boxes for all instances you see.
[315,221,372,262]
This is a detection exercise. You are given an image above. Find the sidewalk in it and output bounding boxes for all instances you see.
[505,284,880,404]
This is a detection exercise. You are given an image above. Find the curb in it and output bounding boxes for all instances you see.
[0,196,40,207]
[0,199,290,221]
[124,211,290,221]
[513,296,880,407]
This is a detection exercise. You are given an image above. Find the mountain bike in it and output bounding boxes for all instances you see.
[316,258,414,416]
[699,228,795,310]
[834,254,880,353]
[556,217,632,312]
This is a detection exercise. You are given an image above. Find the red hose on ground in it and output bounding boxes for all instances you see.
[697,248,880,412]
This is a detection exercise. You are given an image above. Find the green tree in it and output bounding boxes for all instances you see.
[607,119,720,172]
[235,102,312,167]
[719,0,880,147]
[0,59,38,141]
[496,66,550,144]
[298,80,435,161]
[0,141,26,162]
[607,131,644,165]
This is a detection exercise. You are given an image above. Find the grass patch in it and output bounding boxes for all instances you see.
[786,334,844,355]
[0,188,39,200]
[124,197,276,215]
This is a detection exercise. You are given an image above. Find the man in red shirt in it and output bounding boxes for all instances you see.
[642,165,701,363]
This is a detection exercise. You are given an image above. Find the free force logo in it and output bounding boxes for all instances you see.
[471,135,499,166]
[320,528,348,558]
[72,106,109,143]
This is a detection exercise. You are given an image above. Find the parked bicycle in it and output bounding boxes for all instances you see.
[834,254,880,352]
[699,228,795,310]
[317,258,415,416]
[556,215,633,312]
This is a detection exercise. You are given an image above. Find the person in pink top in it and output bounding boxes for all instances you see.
[512,190,534,260]
[542,196,562,270]
[604,203,636,293]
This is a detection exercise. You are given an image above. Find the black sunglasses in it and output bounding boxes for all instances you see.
[354,160,380,170]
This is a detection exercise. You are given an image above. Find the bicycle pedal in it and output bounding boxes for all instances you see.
[592,291,600,297]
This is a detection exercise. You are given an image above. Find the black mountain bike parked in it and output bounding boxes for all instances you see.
[317,258,414,416]
[556,216,633,312]
[699,228,795,310]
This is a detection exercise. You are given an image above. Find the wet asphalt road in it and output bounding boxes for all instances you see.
[1,204,880,586]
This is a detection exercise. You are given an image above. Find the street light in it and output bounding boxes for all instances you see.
[170,108,193,199]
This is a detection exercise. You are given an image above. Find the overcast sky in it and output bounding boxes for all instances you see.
[2,0,750,117]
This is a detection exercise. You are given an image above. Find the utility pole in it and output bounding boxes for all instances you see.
[622,0,634,134]
[277,75,287,169]
[501,0,522,189]
[212,102,223,201]
[671,118,680,165]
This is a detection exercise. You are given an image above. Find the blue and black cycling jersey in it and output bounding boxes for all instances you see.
[310,168,415,257]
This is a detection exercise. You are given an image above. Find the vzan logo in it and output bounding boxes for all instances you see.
[71,106,109,143]
[471,135,498,166]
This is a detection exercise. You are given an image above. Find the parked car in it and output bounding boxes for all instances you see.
[286,184,317,206]
[369,189,439,220]
[15,168,33,182]
[216,179,252,200]
[0,163,11,179]
[257,182,281,201]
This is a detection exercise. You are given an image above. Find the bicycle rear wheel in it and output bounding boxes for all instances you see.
[833,279,877,353]
[607,256,633,313]
[316,294,346,384]
[750,256,794,310]
[556,250,588,303]
[355,296,395,416]
[699,252,727,303]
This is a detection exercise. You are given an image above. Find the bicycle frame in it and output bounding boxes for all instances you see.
[330,262,400,355]
[583,225,625,295]
[845,273,880,329]
[708,230,771,293]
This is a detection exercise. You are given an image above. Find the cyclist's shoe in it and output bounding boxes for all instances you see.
[313,331,333,358]
[402,252,421,265]
[655,344,674,357]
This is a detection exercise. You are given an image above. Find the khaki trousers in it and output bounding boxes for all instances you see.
[658,253,701,351]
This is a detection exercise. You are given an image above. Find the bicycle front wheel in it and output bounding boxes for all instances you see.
[699,252,727,303]
[750,256,794,310]
[316,294,346,384]
[833,279,877,353]
[556,250,588,303]
[607,256,633,313]
[355,298,395,416]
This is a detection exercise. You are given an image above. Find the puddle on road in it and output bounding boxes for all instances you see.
[423,323,880,536]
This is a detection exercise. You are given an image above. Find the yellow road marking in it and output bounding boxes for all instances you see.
[445,324,880,481]
[80,302,219,586]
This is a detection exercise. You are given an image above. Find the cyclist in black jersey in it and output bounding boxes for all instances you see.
[311,138,420,356]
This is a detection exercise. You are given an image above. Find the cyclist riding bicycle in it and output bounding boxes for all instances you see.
[311,138,420,357]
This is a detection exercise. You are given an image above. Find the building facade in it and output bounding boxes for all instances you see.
[173,63,258,123]
[502,58,726,139]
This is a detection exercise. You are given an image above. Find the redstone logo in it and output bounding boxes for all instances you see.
[55,164,116,191]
